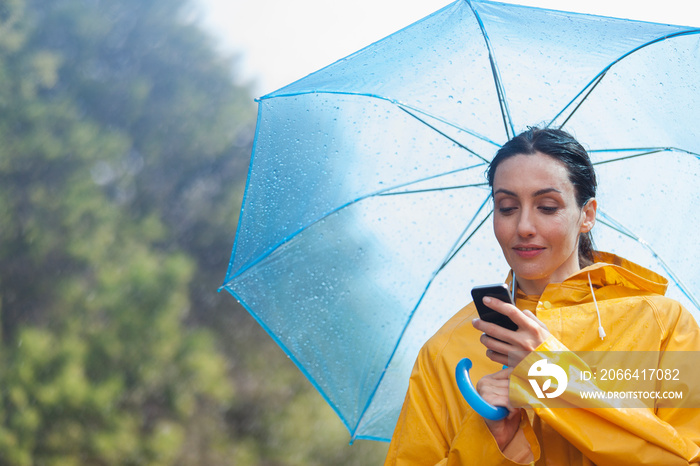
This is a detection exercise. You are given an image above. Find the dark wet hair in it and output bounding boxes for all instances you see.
[487,127,598,266]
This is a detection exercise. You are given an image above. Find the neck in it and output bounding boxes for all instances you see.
[515,277,547,296]
[515,258,583,296]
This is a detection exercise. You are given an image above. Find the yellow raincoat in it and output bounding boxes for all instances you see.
[384,252,700,465]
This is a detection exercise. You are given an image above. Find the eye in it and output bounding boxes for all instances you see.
[539,206,558,214]
[498,206,517,215]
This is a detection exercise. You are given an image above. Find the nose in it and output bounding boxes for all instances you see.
[516,209,536,237]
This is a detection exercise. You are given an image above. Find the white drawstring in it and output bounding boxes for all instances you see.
[588,272,606,340]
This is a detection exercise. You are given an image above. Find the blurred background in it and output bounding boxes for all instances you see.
[1,0,697,464]
[0,0,386,463]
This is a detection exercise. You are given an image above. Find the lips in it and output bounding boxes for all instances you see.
[513,245,545,258]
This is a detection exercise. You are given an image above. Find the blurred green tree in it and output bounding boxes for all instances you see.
[0,0,238,463]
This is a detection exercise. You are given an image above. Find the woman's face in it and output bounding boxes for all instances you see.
[492,152,596,296]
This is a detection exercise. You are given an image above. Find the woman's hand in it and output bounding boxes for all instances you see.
[472,297,550,367]
[471,298,549,449]
[476,367,522,450]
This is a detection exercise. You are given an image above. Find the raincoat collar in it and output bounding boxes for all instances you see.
[508,251,669,308]
[573,250,668,295]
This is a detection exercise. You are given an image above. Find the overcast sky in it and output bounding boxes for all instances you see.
[194,0,700,95]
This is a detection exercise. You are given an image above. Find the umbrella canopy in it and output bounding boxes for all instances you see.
[222,0,700,442]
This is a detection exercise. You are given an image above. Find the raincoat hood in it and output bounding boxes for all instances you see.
[581,251,668,295]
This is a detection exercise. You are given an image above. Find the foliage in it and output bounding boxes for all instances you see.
[0,0,389,463]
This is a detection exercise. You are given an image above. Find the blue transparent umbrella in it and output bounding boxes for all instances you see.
[221,0,700,442]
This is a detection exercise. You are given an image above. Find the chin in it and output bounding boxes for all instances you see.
[510,263,551,282]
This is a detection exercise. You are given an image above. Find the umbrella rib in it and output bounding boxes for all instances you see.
[552,29,700,128]
[556,72,607,129]
[226,165,490,281]
[397,106,489,162]
[439,204,493,272]
[260,88,503,156]
[467,0,515,139]
[597,210,700,311]
[395,103,503,151]
[592,148,665,165]
[590,147,700,165]
[351,194,494,439]
[379,181,489,196]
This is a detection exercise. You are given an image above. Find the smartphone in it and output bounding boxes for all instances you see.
[471,283,518,331]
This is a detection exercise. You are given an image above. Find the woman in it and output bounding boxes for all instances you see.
[384,128,700,465]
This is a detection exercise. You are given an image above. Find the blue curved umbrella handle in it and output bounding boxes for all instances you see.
[455,358,509,421]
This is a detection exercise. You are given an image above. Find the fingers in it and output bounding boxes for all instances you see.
[481,297,547,332]
[472,298,551,353]
[472,320,516,365]
[522,309,548,330]
[479,328,511,351]
[482,297,532,328]
[476,369,514,410]
[474,319,513,344]
[479,334,510,365]
[491,366,514,379]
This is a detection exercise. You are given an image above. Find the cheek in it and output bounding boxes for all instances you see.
[548,216,581,247]
[492,217,511,246]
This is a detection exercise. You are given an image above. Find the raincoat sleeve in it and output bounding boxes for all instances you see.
[510,302,700,465]
[384,336,540,466]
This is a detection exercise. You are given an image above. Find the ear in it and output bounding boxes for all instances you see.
[580,198,597,233]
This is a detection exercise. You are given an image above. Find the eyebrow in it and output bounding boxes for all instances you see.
[493,188,562,197]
